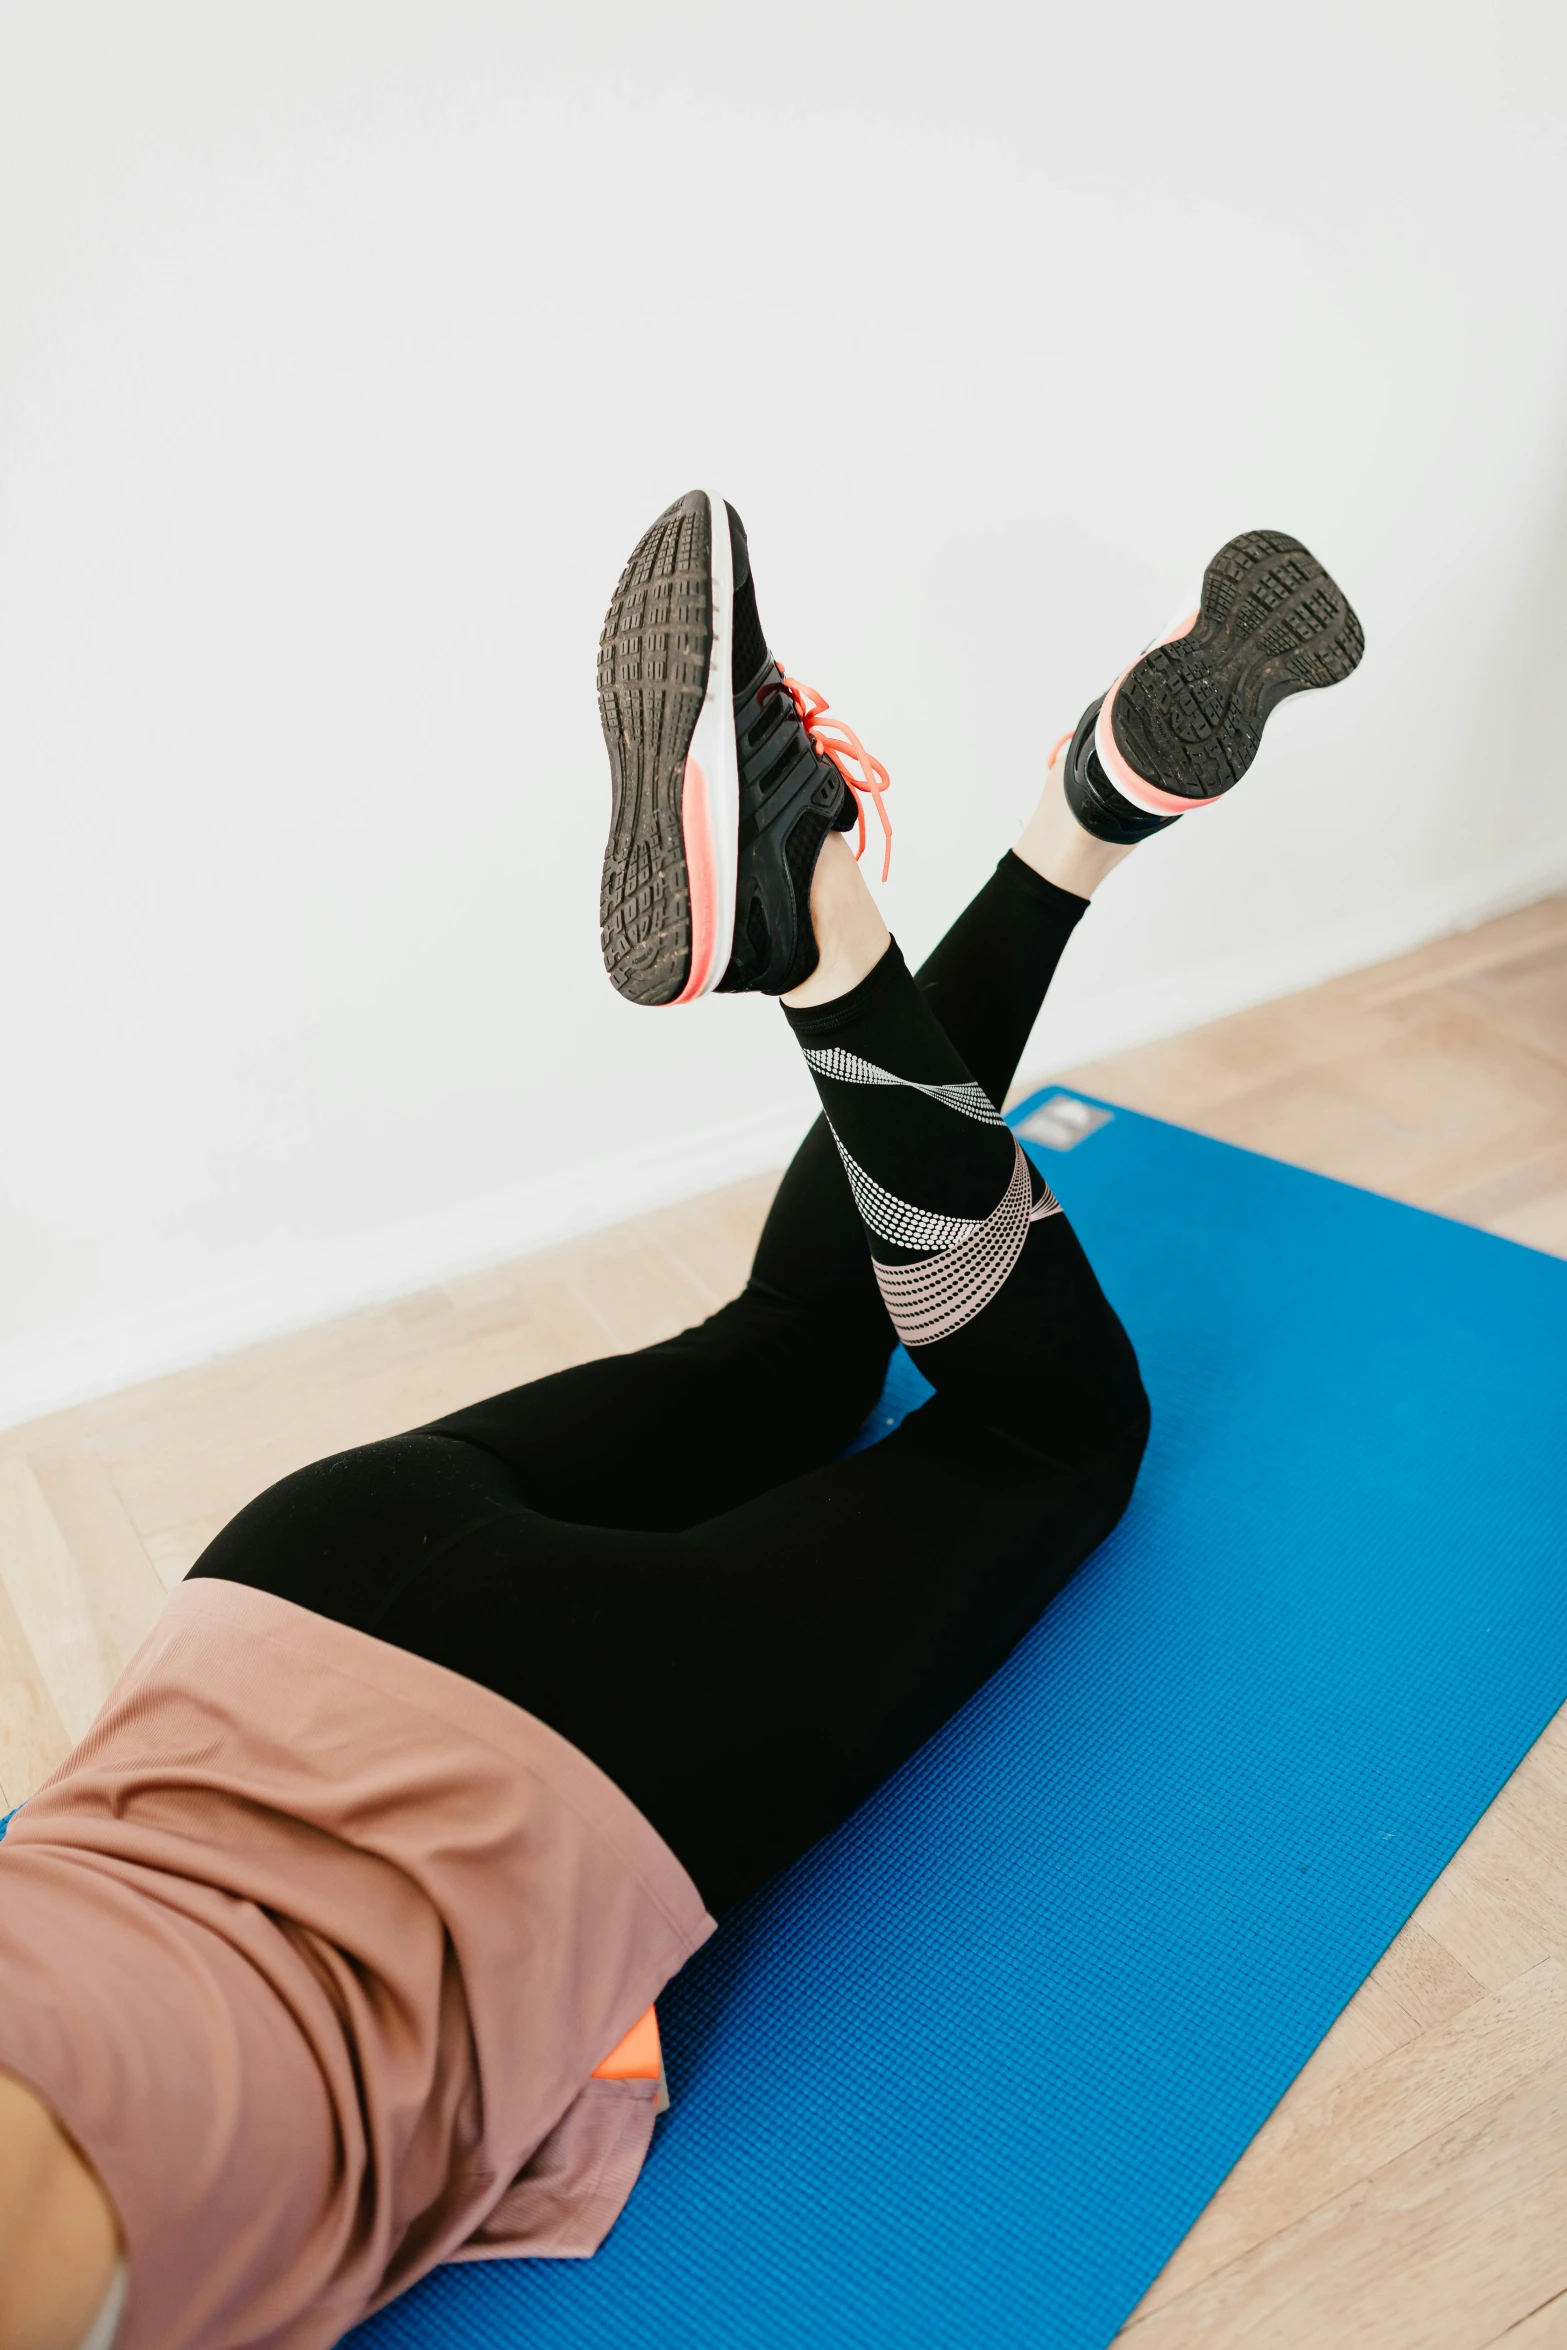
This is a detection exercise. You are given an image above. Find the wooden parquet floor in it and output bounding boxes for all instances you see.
[3,891,1567,2346]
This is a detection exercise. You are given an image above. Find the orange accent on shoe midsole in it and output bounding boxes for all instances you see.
[1094,608,1222,818]
[669,753,718,1005]
[591,2005,662,2082]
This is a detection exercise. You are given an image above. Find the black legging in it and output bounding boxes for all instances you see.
[190,854,1149,1912]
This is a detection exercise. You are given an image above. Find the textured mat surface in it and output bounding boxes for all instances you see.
[15,1101,1567,2347]
[346,1097,1567,2349]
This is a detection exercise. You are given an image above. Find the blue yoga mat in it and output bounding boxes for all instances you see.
[9,1100,1567,2346]
[352,1096,1567,2349]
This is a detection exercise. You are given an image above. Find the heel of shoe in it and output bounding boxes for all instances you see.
[1061,699,1180,846]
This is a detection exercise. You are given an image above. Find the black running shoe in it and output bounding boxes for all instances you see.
[597,489,887,1003]
[1061,529,1366,844]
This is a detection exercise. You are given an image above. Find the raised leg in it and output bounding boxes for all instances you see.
[425,828,1098,1529]
[190,836,1146,1914]
[370,875,1147,1911]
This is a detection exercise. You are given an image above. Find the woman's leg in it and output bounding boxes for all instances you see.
[192,824,1141,1912]
[362,840,1147,1912]
[191,834,1099,1612]
[197,507,1365,1914]
[418,845,1093,1530]
[379,481,1119,1534]
[477,501,1362,1545]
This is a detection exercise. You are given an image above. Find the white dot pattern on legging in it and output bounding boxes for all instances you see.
[808,1034,1063,1342]
[823,1123,1062,1344]
[869,1141,1061,1346]
[802,1045,1004,1125]
[827,1120,985,1253]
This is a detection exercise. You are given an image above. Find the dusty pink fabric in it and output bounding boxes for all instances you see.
[0,1579,716,2350]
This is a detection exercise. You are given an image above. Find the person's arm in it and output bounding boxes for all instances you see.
[0,2067,120,2350]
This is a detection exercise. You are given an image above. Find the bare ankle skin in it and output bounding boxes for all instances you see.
[781,832,892,1010]
[786,731,1141,1015]
[1013,747,1139,899]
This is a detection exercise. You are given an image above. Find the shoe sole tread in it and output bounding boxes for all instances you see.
[1112,528,1366,802]
[597,496,711,1005]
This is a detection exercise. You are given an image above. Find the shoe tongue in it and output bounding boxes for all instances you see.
[726,503,770,692]
[725,501,751,593]
[730,611,771,700]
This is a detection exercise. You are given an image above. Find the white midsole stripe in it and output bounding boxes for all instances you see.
[684,488,738,997]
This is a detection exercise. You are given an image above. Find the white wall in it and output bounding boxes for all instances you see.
[3,0,1566,1427]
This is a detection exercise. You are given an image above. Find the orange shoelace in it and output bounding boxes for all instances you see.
[767,670,894,883]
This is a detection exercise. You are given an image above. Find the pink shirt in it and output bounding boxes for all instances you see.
[0,1579,716,2350]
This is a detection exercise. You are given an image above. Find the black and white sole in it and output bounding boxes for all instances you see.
[1093,529,1366,817]
[597,487,739,1006]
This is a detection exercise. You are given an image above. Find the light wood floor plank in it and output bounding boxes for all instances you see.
[1489,1187,1567,1256]
[0,1558,72,1806]
[1367,1918,1487,2035]
[1433,1136,1567,1225]
[1124,2055,1567,2349]
[1488,2286,1567,2345]
[142,1517,229,1592]
[1342,898,1567,1007]
[27,1445,167,1677]
[1131,1962,1567,2314]
[0,1456,117,1743]
[1411,1826,1565,1995]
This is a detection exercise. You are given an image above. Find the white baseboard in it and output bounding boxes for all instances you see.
[6,848,1566,1436]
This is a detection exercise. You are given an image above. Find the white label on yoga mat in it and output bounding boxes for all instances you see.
[1015,1097,1114,1152]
